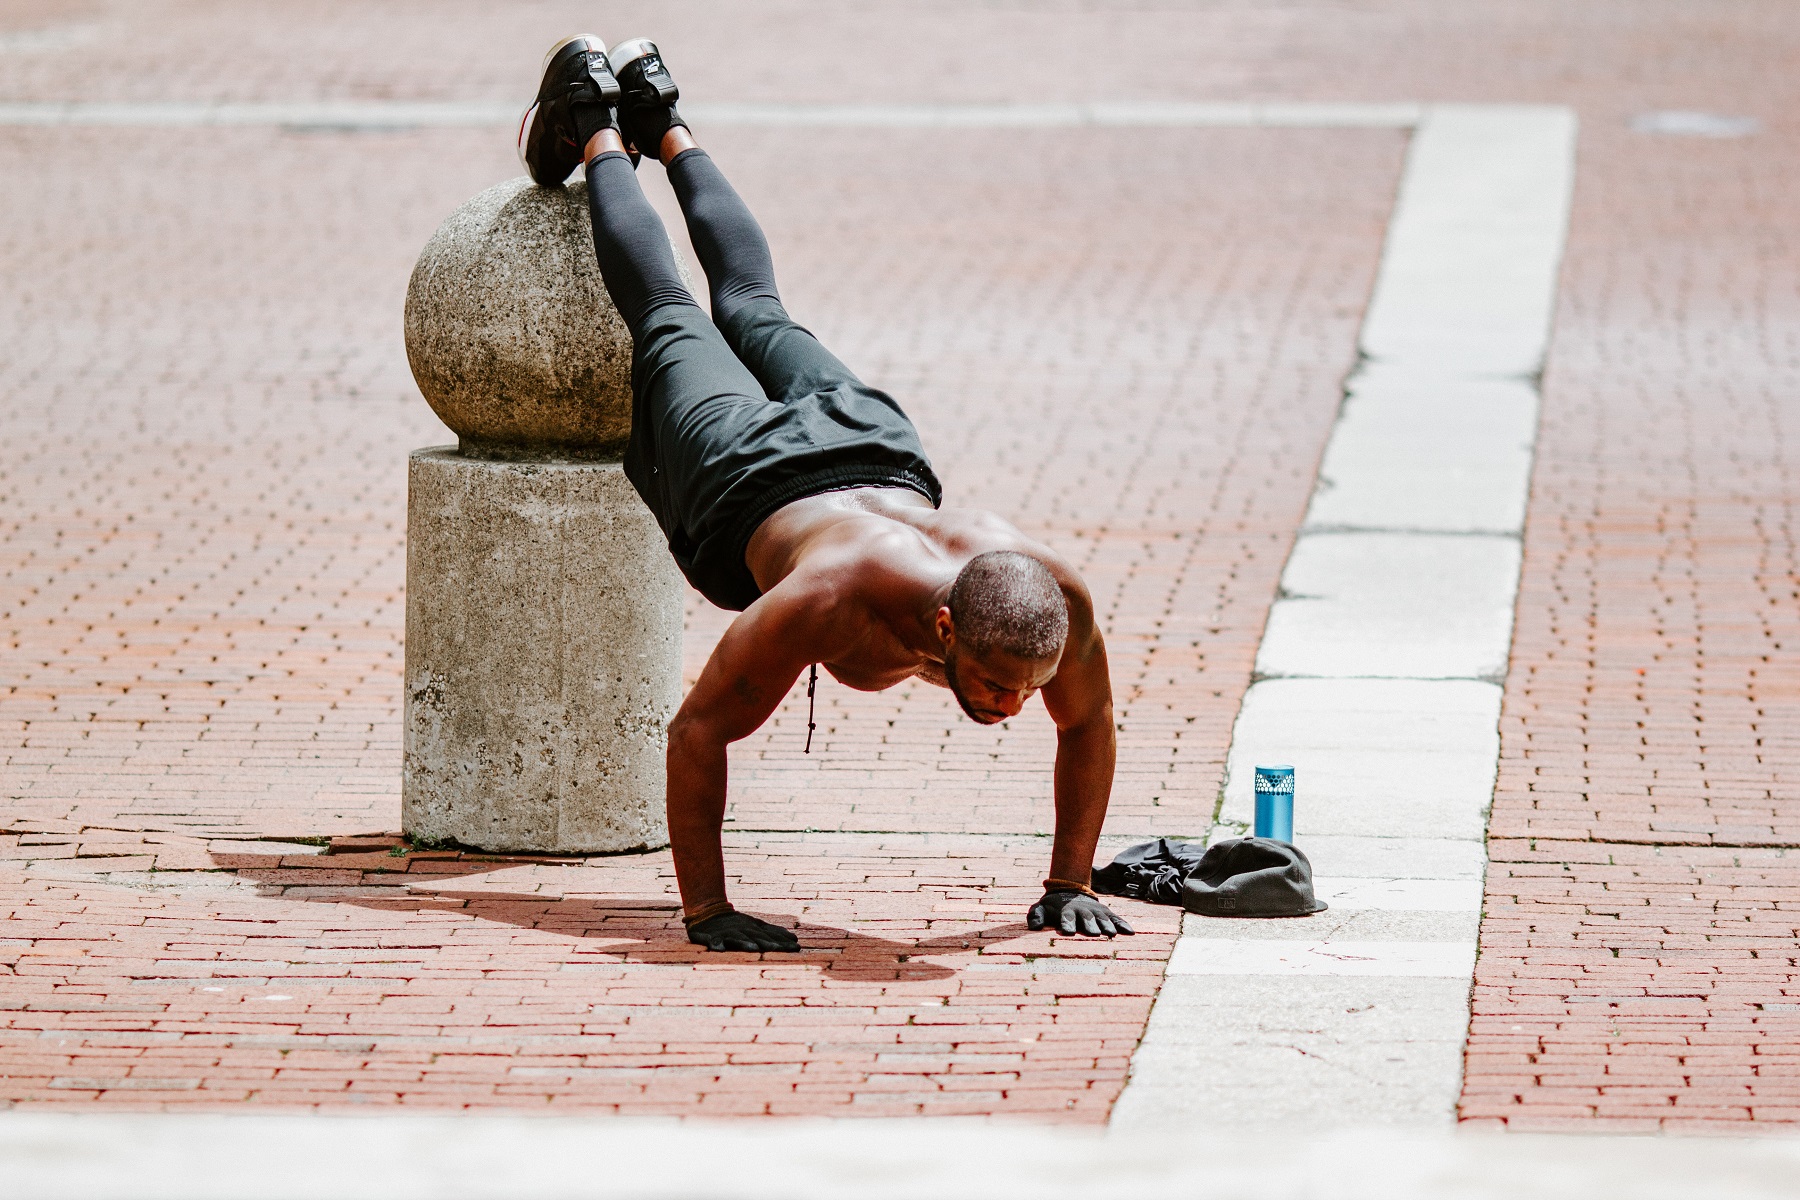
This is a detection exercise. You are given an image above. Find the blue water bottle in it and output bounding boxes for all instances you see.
[1254,764,1295,843]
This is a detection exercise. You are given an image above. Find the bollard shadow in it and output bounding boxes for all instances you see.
[214,834,1049,982]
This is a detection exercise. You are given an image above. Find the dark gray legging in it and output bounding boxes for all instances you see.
[584,148,940,612]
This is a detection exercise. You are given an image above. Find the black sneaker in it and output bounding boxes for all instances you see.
[517,34,630,186]
[607,37,688,162]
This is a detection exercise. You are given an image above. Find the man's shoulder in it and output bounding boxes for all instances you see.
[806,517,943,594]
[932,507,1082,581]
[779,503,1079,600]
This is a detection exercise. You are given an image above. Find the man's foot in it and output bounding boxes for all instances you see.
[518,34,630,186]
[607,37,688,162]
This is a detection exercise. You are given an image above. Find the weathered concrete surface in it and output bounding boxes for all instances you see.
[13,1111,1800,1200]
[404,175,640,458]
[403,448,680,853]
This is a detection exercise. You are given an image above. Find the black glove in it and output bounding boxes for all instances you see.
[686,909,800,953]
[1028,889,1135,937]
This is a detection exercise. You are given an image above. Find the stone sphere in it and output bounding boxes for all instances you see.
[405,176,674,459]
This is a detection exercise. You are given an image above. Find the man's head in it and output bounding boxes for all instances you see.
[935,551,1069,725]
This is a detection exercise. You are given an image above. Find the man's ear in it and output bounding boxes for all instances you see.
[934,606,955,649]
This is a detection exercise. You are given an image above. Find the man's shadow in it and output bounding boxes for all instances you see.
[219,838,1038,982]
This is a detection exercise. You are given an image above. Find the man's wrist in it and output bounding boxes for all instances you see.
[1042,877,1097,898]
[682,899,735,926]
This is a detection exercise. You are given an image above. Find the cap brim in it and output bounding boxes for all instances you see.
[1183,897,1329,918]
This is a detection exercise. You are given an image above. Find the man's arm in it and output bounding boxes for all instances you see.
[1038,575,1132,936]
[664,582,827,928]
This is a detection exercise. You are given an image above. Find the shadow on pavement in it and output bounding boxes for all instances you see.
[210,834,1048,982]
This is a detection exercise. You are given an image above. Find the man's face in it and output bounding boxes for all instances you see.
[943,644,1061,725]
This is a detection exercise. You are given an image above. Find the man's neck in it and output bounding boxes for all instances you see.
[915,578,955,662]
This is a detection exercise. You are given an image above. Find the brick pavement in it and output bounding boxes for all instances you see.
[1,833,1177,1115]
[10,0,1796,1130]
[0,15,1398,1114]
[839,0,1800,1136]
[1460,100,1800,1129]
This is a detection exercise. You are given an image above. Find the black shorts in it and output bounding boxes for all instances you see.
[622,297,941,611]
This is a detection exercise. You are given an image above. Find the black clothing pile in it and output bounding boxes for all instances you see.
[1091,836,1328,918]
[1089,837,1206,905]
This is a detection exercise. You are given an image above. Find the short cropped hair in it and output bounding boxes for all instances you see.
[947,551,1069,661]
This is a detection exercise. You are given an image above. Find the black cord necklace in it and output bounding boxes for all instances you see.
[804,663,818,753]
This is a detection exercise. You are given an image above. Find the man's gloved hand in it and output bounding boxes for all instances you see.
[686,908,800,952]
[1028,889,1136,937]
[1029,892,1137,935]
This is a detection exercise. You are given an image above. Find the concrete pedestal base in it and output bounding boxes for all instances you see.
[402,447,679,853]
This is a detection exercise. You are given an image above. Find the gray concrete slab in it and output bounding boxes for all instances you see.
[1114,1040,1468,1127]
[1255,533,1522,680]
[1168,938,1476,977]
[1306,372,1538,535]
[1274,834,1488,880]
[1140,974,1474,1035]
[1183,910,1480,942]
[1218,679,1502,840]
[1116,976,1475,1128]
[9,1113,1800,1199]
[1316,877,1484,911]
[1358,105,1577,378]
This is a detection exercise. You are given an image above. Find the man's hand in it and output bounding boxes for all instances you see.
[686,909,801,953]
[1028,889,1135,937]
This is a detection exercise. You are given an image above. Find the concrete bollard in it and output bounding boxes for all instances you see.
[400,176,683,853]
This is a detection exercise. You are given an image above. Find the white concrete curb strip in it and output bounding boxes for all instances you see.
[1112,103,1576,1130]
[6,1114,1800,1200]
[1317,877,1485,911]
[0,100,1429,129]
[1168,938,1480,977]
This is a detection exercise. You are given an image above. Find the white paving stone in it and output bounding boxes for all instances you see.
[1184,910,1480,943]
[1316,877,1485,911]
[1115,1041,1469,1126]
[1117,102,1574,1133]
[1358,104,1577,378]
[1115,975,1475,1127]
[1218,678,1502,840]
[1271,833,1488,880]
[1305,371,1538,535]
[1168,939,1477,978]
[1137,974,1475,1032]
[1255,533,1522,680]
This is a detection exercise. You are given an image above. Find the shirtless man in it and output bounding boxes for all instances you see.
[520,35,1134,951]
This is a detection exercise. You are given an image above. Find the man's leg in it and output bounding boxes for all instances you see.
[583,132,767,548]
[580,136,700,335]
[650,132,870,406]
[581,133,800,955]
[582,131,776,559]
[604,39,864,404]
[659,138,779,327]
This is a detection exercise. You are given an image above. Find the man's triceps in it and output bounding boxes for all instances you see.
[1043,601,1112,732]
[673,592,817,745]
[664,596,817,923]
